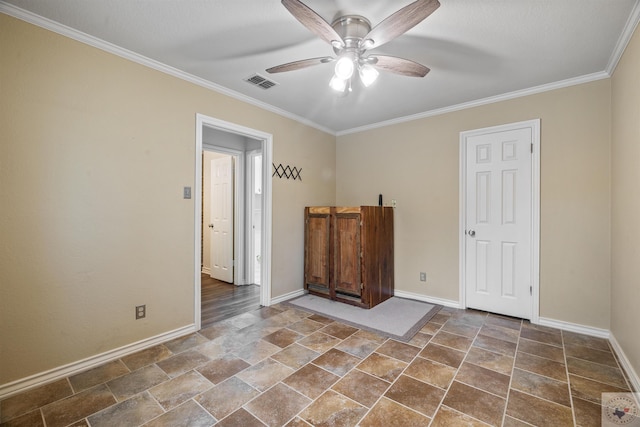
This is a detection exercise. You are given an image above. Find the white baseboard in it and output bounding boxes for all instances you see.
[270,289,306,305]
[393,290,461,309]
[537,317,610,339]
[201,267,210,275]
[609,333,640,392]
[0,324,197,400]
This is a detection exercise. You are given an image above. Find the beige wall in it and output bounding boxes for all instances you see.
[0,15,335,385]
[337,79,612,329]
[611,22,640,378]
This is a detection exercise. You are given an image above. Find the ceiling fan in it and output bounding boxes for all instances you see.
[266,0,441,93]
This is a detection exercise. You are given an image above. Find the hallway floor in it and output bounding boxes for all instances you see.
[1,304,636,426]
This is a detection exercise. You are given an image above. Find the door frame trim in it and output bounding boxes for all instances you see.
[458,119,540,323]
[195,114,273,331]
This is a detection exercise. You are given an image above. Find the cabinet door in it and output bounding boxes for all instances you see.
[305,212,331,292]
[334,213,362,297]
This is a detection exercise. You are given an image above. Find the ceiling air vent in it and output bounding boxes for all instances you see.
[245,74,278,90]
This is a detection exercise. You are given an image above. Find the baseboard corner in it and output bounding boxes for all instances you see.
[609,332,640,392]
[536,317,610,338]
[270,288,306,306]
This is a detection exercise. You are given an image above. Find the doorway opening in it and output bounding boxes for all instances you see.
[195,114,273,330]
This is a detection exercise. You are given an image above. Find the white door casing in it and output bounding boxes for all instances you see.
[210,156,234,283]
[460,120,540,321]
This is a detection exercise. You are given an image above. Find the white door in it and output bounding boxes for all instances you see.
[252,154,262,285]
[210,156,234,283]
[463,124,534,319]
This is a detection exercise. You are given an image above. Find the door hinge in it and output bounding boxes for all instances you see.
[531,143,533,153]
[530,286,532,295]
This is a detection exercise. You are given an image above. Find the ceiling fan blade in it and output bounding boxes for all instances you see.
[281,0,345,47]
[362,0,440,49]
[266,57,334,74]
[371,55,430,77]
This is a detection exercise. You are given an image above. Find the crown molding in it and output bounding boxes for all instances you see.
[0,2,336,136]
[607,0,640,75]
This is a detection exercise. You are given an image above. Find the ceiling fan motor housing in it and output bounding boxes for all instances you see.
[331,15,371,52]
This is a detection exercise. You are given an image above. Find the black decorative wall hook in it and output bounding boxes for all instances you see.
[272,163,302,181]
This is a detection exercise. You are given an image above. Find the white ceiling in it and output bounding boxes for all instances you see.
[2,0,639,134]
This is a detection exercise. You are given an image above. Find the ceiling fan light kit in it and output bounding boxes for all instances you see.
[267,0,440,96]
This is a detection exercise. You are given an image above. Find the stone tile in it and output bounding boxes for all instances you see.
[271,343,320,369]
[503,415,534,427]
[455,362,510,398]
[440,318,481,338]
[262,329,304,348]
[196,354,250,384]
[572,396,602,427]
[331,370,390,408]
[569,374,630,404]
[195,337,231,359]
[451,309,488,326]
[352,329,387,344]
[86,391,163,427]
[420,321,442,335]
[307,314,334,325]
[335,335,381,359]
[312,348,361,377]
[251,306,284,320]
[121,345,173,371]
[64,420,89,427]
[442,381,505,426]
[404,357,457,389]
[375,340,420,363]
[320,322,358,340]
[565,343,619,368]
[287,318,326,335]
[41,384,116,427]
[515,351,567,381]
[406,332,433,348]
[562,330,611,352]
[232,339,281,365]
[285,417,313,427]
[106,364,169,401]
[68,360,130,392]
[465,346,514,375]
[520,327,563,347]
[431,405,492,427]
[0,409,45,427]
[518,338,565,362]
[236,358,294,392]
[420,343,466,368]
[299,390,367,427]
[511,368,571,407]
[472,334,517,357]
[156,349,210,378]
[485,314,522,331]
[297,331,341,353]
[567,356,629,388]
[163,333,209,353]
[222,312,262,329]
[385,375,445,418]
[143,399,216,427]
[148,370,212,410]
[506,389,573,426]
[283,363,340,399]
[244,383,311,427]
[198,322,239,341]
[356,352,408,382]
[431,331,473,352]
[216,408,266,427]
[196,376,260,420]
[0,379,72,423]
[430,313,451,325]
[359,397,432,427]
[479,323,520,343]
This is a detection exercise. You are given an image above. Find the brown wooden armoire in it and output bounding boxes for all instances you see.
[304,206,394,309]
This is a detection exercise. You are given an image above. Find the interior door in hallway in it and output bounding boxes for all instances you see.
[210,156,234,283]
[464,124,533,319]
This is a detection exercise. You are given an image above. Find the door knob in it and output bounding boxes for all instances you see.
[468,230,476,237]
[208,224,214,229]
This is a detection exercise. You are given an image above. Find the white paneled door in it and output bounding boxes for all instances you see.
[463,123,535,319]
[210,156,234,283]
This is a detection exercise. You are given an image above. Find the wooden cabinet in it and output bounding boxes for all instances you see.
[304,206,394,309]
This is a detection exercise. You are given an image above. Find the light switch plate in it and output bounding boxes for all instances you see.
[183,187,191,199]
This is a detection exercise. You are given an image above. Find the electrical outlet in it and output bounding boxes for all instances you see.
[391,199,397,208]
[183,186,192,199]
[420,272,427,282]
[136,305,146,319]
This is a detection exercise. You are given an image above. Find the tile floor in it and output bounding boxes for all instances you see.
[1,305,636,427]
